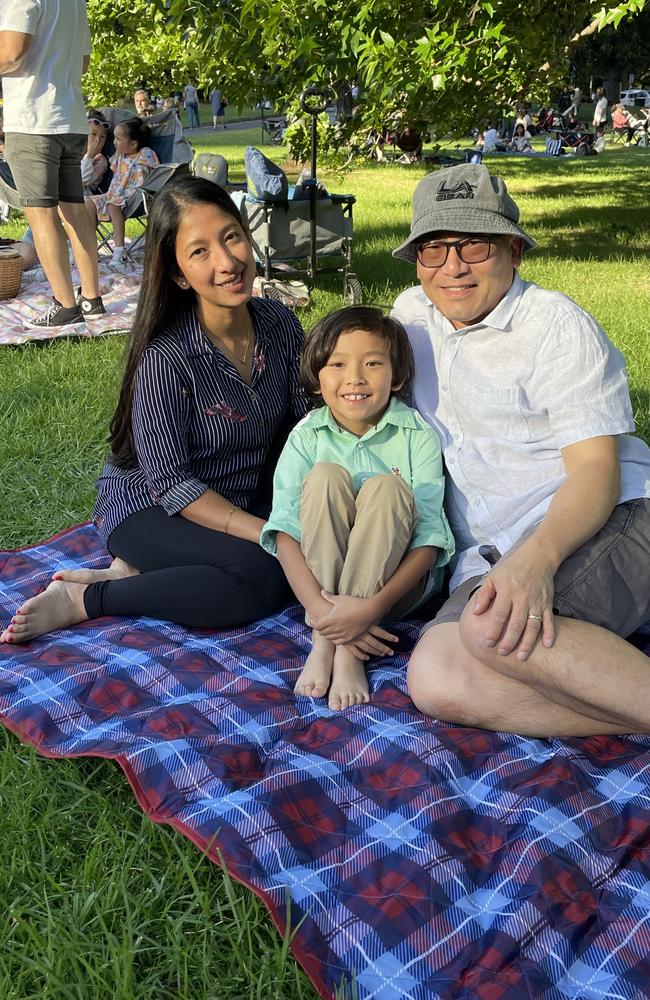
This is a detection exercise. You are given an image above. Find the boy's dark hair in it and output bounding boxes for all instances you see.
[300,306,414,406]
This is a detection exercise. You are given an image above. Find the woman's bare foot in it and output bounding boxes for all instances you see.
[52,556,139,586]
[1,580,89,644]
[294,628,335,699]
[328,646,370,711]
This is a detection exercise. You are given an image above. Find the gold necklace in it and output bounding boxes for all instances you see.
[238,325,252,365]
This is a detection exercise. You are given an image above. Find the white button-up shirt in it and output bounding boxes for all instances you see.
[393,272,650,591]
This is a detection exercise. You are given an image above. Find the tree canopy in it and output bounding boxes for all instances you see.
[86,0,647,135]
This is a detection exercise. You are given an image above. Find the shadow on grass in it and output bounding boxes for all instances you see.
[354,206,649,265]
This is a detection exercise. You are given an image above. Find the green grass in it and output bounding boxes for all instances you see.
[1,130,649,997]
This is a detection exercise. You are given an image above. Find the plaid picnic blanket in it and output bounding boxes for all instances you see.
[2,523,650,1000]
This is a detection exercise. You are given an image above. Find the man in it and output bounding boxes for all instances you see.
[592,87,608,128]
[392,163,650,737]
[0,0,104,327]
[133,89,153,117]
[183,82,200,129]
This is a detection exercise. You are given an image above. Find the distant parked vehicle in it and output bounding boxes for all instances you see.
[620,89,650,108]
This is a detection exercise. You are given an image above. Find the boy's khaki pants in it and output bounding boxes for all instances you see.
[299,463,426,624]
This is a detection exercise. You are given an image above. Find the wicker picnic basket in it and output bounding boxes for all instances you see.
[0,247,24,300]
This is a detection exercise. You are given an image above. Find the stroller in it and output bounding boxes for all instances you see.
[534,108,558,133]
[239,88,362,304]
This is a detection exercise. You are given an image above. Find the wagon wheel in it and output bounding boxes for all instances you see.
[260,280,284,302]
[344,273,363,305]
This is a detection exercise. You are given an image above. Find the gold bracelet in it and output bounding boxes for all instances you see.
[223,506,238,535]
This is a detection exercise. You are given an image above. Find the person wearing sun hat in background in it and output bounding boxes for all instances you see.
[391,162,650,738]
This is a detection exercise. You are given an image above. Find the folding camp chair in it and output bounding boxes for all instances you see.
[261,118,286,145]
[95,161,191,263]
[94,107,193,262]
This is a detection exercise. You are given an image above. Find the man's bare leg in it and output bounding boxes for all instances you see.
[328,645,370,712]
[23,205,76,307]
[53,557,138,586]
[408,619,650,737]
[294,628,335,699]
[1,581,88,644]
[459,609,650,732]
[58,200,100,299]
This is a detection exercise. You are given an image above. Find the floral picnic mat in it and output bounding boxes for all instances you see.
[0,257,142,345]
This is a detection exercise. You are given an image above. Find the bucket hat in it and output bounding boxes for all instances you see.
[393,163,536,262]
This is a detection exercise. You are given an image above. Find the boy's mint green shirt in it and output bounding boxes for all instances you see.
[260,398,455,597]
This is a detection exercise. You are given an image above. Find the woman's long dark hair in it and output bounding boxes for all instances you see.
[108,176,246,468]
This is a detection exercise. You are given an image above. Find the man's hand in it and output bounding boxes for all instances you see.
[313,591,398,652]
[471,538,556,661]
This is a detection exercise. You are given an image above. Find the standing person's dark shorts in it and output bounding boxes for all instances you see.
[4,133,87,207]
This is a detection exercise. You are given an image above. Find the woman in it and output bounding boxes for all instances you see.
[2,178,306,644]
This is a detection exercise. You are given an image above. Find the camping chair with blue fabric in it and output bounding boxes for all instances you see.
[94,107,193,263]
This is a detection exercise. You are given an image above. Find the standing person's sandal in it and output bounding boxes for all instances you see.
[27,298,84,328]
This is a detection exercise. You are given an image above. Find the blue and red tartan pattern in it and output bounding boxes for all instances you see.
[2,524,650,1000]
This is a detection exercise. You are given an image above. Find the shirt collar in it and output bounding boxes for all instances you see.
[311,396,421,436]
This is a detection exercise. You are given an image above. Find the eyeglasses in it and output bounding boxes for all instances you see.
[87,117,110,129]
[416,237,494,268]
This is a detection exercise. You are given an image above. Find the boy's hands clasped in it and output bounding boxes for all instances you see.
[313,591,398,660]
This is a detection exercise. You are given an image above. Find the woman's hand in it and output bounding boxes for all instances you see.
[471,538,556,661]
[313,591,398,650]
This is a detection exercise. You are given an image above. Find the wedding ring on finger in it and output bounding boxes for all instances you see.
[527,613,542,621]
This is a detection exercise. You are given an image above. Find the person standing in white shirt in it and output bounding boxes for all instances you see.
[0,0,104,327]
[592,87,608,127]
[392,163,650,737]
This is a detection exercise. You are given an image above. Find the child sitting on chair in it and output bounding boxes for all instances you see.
[260,306,454,711]
[86,117,159,268]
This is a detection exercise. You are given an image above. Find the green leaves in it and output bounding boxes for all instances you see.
[85,0,647,143]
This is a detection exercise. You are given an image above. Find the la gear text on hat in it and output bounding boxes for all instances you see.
[393,163,536,262]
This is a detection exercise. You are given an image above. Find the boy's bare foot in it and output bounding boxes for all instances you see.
[1,580,89,644]
[52,556,138,586]
[328,646,370,711]
[294,628,335,699]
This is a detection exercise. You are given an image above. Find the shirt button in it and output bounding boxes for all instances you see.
[440,383,448,392]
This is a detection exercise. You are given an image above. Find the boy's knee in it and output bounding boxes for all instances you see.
[356,473,414,514]
[303,462,353,492]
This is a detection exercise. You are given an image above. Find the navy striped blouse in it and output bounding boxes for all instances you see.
[93,298,307,544]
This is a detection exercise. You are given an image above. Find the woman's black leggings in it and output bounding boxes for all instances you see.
[83,506,290,628]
